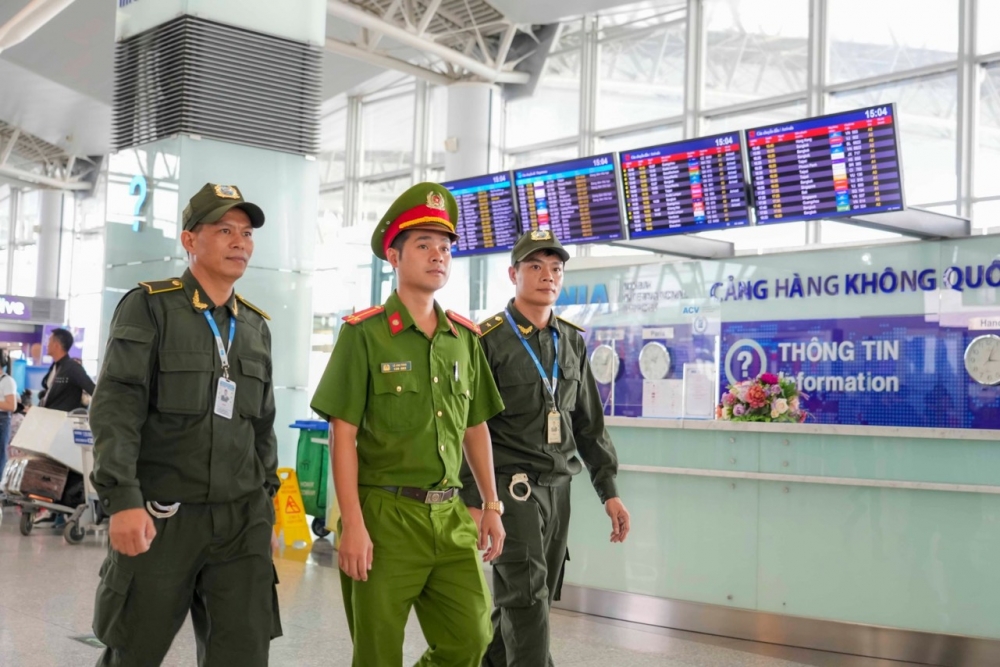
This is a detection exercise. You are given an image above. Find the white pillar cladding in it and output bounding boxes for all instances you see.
[102,0,325,467]
[35,188,62,299]
[445,83,502,180]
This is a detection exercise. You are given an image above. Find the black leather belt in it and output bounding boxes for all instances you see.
[380,486,457,504]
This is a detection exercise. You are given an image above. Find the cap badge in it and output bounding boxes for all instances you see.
[531,229,552,241]
[426,191,446,211]
[214,185,241,200]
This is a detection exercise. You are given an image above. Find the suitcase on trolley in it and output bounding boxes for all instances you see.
[2,455,70,501]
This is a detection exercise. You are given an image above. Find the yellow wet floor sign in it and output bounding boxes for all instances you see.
[274,468,312,561]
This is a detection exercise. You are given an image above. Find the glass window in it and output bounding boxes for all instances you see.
[698,221,807,253]
[702,0,808,110]
[972,199,1000,232]
[978,0,1000,55]
[505,50,581,149]
[11,189,39,297]
[976,63,1000,198]
[828,72,958,205]
[596,125,683,153]
[819,220,901,245]
[505,144,579,171]
[701,101,808,134]
[361,94,414,177]
[319,107,348,185]
[359,176,413,230]
[0,185,10,293]
[316,189,346,270]
[596,3,686,131]
[828,0,958,84]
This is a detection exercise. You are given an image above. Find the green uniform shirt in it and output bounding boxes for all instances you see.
[90,269,280,514]
[460,300,619,507]
[310,291,503,490]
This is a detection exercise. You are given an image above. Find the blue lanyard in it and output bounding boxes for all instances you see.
[505,309,558,404]
[203,311,236,379]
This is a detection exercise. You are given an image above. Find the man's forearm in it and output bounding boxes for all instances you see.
[331,418,364,528]
[462,421,499,505]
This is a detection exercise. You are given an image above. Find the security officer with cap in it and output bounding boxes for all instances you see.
[90,183,281,666]
[461,229,631,667]
[311,182,507,666]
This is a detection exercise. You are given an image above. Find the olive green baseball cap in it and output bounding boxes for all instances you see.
[511,229,570,265]
[182,183,265,231]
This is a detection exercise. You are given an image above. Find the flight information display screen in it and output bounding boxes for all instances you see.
[746,104,904,224]
[514,154,624,244]
[619,132,750,238]
[443,172,520,257]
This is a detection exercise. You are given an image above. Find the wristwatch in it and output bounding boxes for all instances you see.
[483,500,505,516]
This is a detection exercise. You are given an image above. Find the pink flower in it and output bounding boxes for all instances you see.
[769,385,782,396]
[760,373,779,385]
[746,384,768,409]
[790,397,800,412]
[733,404,746,417]
[722,392,735,407]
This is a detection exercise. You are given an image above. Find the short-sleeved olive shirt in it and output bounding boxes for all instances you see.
[310,291,503,490]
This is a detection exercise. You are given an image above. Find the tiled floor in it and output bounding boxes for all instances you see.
[0,507,919,666]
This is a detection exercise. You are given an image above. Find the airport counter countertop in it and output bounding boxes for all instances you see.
[560,417,1000,643]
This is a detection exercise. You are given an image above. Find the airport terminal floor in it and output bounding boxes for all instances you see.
[0,507,917,667]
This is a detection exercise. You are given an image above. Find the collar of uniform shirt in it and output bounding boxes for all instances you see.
[384,290,458,337]
[181,268,241,318]
[506,299,558,338]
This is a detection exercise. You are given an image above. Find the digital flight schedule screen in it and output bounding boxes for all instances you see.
[746,104,904,224]
[619,132,750,238]
[443,172,520,257]
[514,154,624,245]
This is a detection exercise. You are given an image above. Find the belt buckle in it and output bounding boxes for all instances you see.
[508,473,532,502]
[424,490,445,504]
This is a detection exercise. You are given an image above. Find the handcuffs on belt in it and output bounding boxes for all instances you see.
[508,473,532,502]
[145,501,180,518]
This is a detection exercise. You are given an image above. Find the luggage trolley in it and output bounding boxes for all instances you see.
[0,407,105,544]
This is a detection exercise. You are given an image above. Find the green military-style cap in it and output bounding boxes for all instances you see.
[371,182,459,260]
[511,228,570,265]
[182,183,265,231]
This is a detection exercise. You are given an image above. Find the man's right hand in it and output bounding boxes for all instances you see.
[338,523,374,581]
[109,508,157,556]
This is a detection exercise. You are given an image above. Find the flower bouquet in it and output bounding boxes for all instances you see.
[717,373,807,423]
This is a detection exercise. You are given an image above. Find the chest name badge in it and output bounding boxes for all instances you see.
[381,362,413,373]
[547,409,562,445]
[214,377,236,419]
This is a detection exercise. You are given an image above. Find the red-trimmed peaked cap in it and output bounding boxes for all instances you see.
[370,182,459,260]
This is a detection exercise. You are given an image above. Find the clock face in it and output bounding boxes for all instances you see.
[590,344,621,385]
[639,342,671,380]
[965,334,1000,386]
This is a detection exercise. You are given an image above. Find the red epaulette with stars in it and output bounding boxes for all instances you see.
[343,305,384,326]
[446,310,481,335]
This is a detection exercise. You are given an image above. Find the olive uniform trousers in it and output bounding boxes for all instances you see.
[92,489,280,666]
[340,486,493,667]
[484,473,572,667]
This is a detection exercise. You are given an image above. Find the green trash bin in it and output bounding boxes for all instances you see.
[290,420,330,537]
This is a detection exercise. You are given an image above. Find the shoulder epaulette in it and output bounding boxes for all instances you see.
[138,279,183,295]
[343,305,384,326]
[478,313,505,337]
[236,294,271,321]
[446,310,481,335]
[556,315,585,332]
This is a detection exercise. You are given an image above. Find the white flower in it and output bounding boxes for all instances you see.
[771,398,789,419]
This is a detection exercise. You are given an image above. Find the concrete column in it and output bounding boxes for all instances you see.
[445,83,500,180]
[35,189,62,299]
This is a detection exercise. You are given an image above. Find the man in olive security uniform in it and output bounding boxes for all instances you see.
[89,183,281,666]
[311,183,507,666]
[461,230,631,667]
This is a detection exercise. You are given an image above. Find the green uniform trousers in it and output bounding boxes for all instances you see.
[92,488,281,667]
[483,474,571,667]
[340,486,492,667]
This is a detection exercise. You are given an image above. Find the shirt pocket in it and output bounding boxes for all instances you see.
[237,355,267,418]
[558,363,581,411]
[496,365,541,417]
[103,325,154,385]
[370,372,422,432]
[157,350,213,415]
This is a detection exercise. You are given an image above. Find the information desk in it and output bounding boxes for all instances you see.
[443,172,519,257]
[620,132,750,237]
[747,105,904,224]
[514,154,624,245]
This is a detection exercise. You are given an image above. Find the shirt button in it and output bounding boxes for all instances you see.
[437,411,443,417]
[396,386,402,393]
[443,479,448,485]
[440,445,445,451]
[433,377,439,383]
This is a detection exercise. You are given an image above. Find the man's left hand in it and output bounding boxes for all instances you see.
[605,497,631,543]
[478,509,505,562]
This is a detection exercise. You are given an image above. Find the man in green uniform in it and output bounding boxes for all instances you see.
[89,183,281,667]
[461,230,631,667]
[311,183,507,667]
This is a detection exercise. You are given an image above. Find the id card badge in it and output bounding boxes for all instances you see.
[214,377,237,419]
[546,409,562,444]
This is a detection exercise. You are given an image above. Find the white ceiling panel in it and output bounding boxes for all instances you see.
[485,0,644,24]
